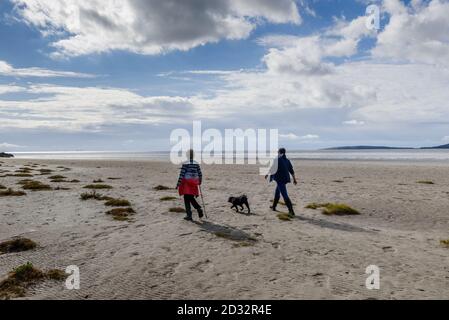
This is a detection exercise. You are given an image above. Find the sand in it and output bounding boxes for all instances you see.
[0,158,448,300]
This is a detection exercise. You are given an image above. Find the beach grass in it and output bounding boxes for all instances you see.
[83,184,113,190]
[80,191,112,201]
[16,179,35,185]
[48,175,67,180]
[106,207,135,221]
[93,179,104,183]
[0,262,65,299]
[38,169,53,175]
[305,203,331,210]
[70,179,80,183]
[417,180,435,185]
[277,213,293,221]
[440,239,449,248]
[0,238,37,254]
[46,269,67,280]
[306,202,360,216]
[0,188,26,197]
[0,184,5,190]
[108,177,122,180]
[7,173,33,177]
[169,207,186,213]
[55,186,71,191]
[22,181,52,191]
[104,198,131,207]
[160,196,177,201]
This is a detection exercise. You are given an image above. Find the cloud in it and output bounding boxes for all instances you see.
[442,136,449,142]
[11,0,300,58]
[344,120,366,126]
[279,133,299,140]
[0,84,25,95]
[373,0,449,66]
[0,84,195,130]
[0,60,95,78]
[280,133,319,140]
[0,142,23,149]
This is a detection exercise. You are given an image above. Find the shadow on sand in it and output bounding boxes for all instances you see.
[194,220,257,242]
[294,215,371,233]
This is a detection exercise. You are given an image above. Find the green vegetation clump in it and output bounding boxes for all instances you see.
[106,208,135,221]
[0,188,26,197]
[277,213,293,221]
[104,198,131,207]
[108,177,122,180]
[306,203,360,216]
[22,181,52,191]
[0,238,37,254]
[160,196,177,201]
[0,184,5,190]
[440,239,449,248]
[80,191,112,201]
[46,269,66,280]
[93,179,104,183]
[417,180,435,185]
[83,184,113,190]
[8,173,33,177]
[154,185,171,191]
[17,179,34,185]
[48,175,66,180]
[169,207,186,213]
[0,262,65,300]
[70,180,80,183]
[38,169,53,175]
[306,203,331,210]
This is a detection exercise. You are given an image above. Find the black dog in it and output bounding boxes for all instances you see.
[228,195,251,214]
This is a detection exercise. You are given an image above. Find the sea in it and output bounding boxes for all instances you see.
[10,149,449,162]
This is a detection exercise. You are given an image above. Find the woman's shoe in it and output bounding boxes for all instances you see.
[197,208,204,219]
[184,216,193,222]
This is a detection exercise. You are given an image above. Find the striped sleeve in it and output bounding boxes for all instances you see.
[177,164,187,187]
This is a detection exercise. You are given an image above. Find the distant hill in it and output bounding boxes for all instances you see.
[421,144,449,149]
[324,146,412,150]
[325,144,449,150]
[0,152,14,158]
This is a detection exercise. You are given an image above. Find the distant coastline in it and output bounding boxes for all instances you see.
[325,144,449,150]
[0,152,14,158]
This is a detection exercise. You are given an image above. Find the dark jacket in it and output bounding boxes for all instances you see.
[271,155,295,184]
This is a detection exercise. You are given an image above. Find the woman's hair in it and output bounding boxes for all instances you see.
[187,149,194,160]
[278,148,286,155]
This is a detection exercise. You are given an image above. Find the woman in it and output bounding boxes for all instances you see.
[176,150,204,221]
[265,148,297,216]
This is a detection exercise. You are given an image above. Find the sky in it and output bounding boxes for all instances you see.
[0,0,449,152]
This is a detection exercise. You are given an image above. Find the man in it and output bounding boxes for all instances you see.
[265,148,298,216]
[176,149,204,221]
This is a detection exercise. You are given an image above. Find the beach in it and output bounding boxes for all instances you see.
[1,158,448,300]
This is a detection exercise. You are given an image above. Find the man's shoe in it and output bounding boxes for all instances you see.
[184,216,193,222]
[270,206,277,212]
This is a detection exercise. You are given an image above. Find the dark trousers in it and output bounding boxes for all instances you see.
[274,182,294,212]
[184,195,201,217]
